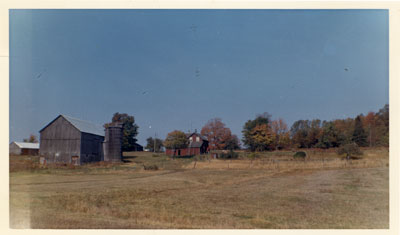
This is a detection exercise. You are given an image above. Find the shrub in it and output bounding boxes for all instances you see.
[337,143,363,160]
[219,150,239,159]
[143,164,159,170]
[293,151,307,160]
[247,152,259,160]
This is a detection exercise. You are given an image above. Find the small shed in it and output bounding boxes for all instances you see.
[9,142,40,155]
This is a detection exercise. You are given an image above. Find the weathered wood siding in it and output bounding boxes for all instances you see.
[39,116,81,164]
[80,133,104,164]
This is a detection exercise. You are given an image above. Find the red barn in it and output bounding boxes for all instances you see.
[165,131,209,156]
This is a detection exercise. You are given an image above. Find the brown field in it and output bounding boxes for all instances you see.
[9,148,389,229]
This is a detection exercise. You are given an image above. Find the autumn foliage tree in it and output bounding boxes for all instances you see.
[164,130,188,156]
[333,118,355,145]
[290,120,311,148]
[270,118,290,149]
[242,113,272,151]
[23,134,38,143]
[201,118,240,150]
[250,124,275,151]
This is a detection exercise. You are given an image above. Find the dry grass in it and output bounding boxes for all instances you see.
[9,148,389,229]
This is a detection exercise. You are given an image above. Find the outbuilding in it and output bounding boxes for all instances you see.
[9,142,39,155]
[165,130,209,156]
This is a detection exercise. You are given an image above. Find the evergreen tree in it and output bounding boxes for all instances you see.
[352,115,368,147]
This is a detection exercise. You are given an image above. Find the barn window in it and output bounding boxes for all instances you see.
[196,137,200,142]
[189,137,193,142]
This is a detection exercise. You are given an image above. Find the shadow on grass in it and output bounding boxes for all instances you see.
[122,156,137,163]
[173,155,195,159]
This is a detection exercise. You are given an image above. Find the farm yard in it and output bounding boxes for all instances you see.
[9,148,389,229]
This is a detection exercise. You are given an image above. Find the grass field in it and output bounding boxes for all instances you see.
[9,148,389,229]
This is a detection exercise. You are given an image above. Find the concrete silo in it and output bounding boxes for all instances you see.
[103,123,123,162]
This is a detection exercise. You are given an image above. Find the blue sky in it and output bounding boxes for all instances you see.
[9,9,388,146]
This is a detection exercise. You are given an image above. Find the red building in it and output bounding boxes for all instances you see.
[165,131,209,156]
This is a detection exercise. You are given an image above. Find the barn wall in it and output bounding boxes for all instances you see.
[9,143,21,155]
[80,133,105,164]
[165,147,201,156]
[39,116,81,164]
[21,149,39,155]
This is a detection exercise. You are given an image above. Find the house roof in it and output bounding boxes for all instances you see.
[186,132,208,141]
[40,115,105,137]
[11,142,39,149]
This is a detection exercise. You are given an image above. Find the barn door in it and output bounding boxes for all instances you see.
[71,156,79,166]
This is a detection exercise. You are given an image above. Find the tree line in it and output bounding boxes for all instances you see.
[163,104,389,152]
[288,104,388,150]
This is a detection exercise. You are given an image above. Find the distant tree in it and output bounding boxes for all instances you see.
[164,130,188,156]
[104,112,139,151]
[250,124,275,151]
[222,134,241,150]
[242,113,271,151]
[290,120,310,148]
[271,118,291,149]
[363,112,377,147]
[201,118,233,150]
[352,115,368,147]
[333,118,355,146]
[375,104,389,147]
[307,119,322,147]
[337,142,363,160]
[23,134,38,143]
[146,137,164,152]
[316,121,341,149]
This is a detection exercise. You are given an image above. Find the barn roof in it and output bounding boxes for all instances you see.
[40,115,105,137]
[11,142,39,149]
[62,115,105,136]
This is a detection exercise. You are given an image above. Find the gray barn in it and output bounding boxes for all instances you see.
[39,115,106,165]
